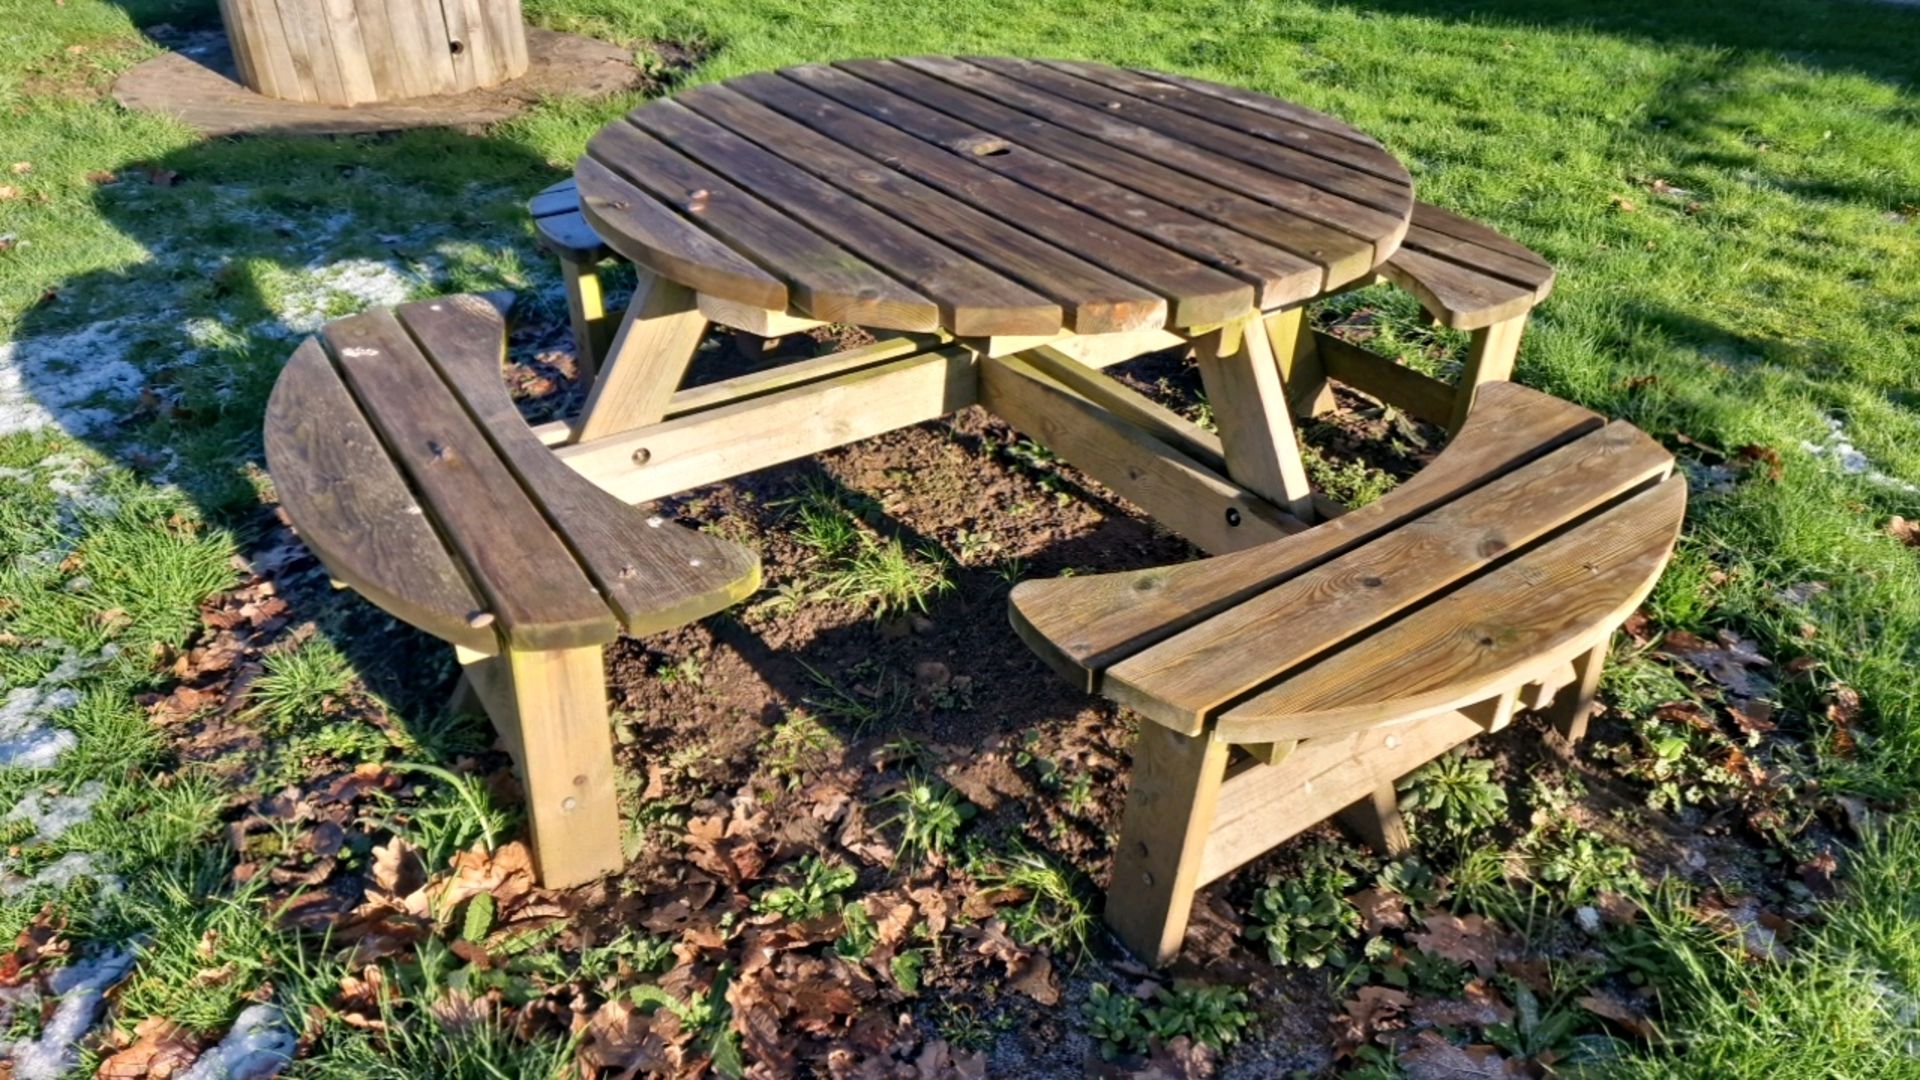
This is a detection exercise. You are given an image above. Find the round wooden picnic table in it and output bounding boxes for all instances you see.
[572,57,1413,338]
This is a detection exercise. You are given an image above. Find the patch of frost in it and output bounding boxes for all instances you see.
[0,687,80,769]
[272,258,419,335]
[1,948,135,1080]
[0,320,146,438]
[0,851,118,898]
[180,1004,297,1080]
[5,782,105,844]
[1802,415,1918,493]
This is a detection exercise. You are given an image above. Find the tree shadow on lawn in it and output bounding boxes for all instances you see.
[1331,0,1920,90]
[9,93,582,733]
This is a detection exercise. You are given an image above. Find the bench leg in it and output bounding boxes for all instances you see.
[1106,724,1231,965]
[1270,308,1334,419]
[1450,312,1529,432]
[1336,782,1412,858]
[1545,638,1609,744]
[560,259,616,384]
[457,645,625,888]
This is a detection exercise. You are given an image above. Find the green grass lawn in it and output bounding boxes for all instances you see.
[1,0,1918,1075]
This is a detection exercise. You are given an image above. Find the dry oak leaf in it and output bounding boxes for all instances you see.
[1352,887,1410,934]
[1408,912,1516,977]
[97,1016,201,1078]
[1397,1030,1526,1079]
[1887,515,1920,548]
[1334,985,1411,1055]
[1576,989,1656,1039]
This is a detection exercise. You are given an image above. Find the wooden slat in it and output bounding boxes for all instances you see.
[961,58,1412,218]
[395,296,762,635]
[1042,61,1407,183]
[533,209,609,264]
[1403,209,1554,297]
[1005,383,1603,689]
[783,64,1318,311]
[587,121,940,331]
[1379,246,1536,332]
[1131,69,1388,151]
[1105,725,1231,965]
[685,80,1170,335]
[1215,476,1687,743]
[320,0,376,104]
[530,178,581,219]
[1408,203,1553,282]
[631,100,1062,338]
[574,155,787,312]
[437,0,478,90]
[1104,422,1675,733]
[556,346,979,506]
[1019,346,1225,471]
[871,58,1387,287]
[264,339,495,653]
[321,309,618,650]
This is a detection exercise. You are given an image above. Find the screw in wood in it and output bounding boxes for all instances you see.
[465,610,495,629]
[562,796,579,812]
[1224,507,1242,527]
[631,447,652,466]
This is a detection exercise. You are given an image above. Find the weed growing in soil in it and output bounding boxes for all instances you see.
[246,640,353,731]
[1247,845,1363,968]
[755,854,857,919]
[1084,981,1255,1059]
[1400,750,1510,841]
[878,775,973,870]
[969,846,1097,960]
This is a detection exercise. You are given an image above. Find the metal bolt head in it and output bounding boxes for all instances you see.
[632,447,652,466]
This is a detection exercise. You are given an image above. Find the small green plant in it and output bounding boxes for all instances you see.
[817,532,951,615]
[1530,829,1645,904]
[755,855,858,919]
[878,776,974,869]
[655,654,703,687]
[969,847,1096,959]
[763,709,841,787]
[799,658,911,731]
[247,641,355,731]
[632,972,745,1078]
[1400,751,1509,840]
[385,762,519,873]
[835,901,877,960]
[1083,982,1254,1059]
[1247,848,1361,968]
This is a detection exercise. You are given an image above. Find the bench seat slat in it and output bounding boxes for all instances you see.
[1007,383,1602,688]
[1105,421,1674,732]
[1216,476,1685,742]
[322,309,620,651]
[394,297,761,635]
[264,339,497,653]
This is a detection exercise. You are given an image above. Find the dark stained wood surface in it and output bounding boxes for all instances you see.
[1379,202,1556,330]
[1008,382,1602,688]
[264,339,496,653]
[530,178,610,264]
[268,297,766,653]
[1008,382,1685,739]
[393,297,762,635]
[321,308,621,651]
[575,58,1414,335]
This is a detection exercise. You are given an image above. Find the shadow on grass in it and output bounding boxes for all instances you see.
[1331,0,1920,90]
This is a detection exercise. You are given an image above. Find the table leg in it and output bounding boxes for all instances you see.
[1189,309,1316,521]
[572,269,709,444]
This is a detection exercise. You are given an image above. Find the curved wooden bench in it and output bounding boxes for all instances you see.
[531,178,620,380]
[1008,383,1685,963]
[264,295,760,886]
[1297,201,1556,431]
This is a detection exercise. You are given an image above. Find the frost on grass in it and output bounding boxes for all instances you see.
[0,644,119,769]
[269,257,419,335]
[180,1004,296,1080]
[1803,415,1918,493]
[0,851,115,898]
[0,319,145,438]
[6,781,104,843]
[1,948,135,1080]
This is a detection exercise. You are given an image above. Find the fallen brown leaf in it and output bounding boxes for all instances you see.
[97,1016,201,1078]
[1887,516,1920,548]
[1576,990,1656,1039]
[1408,912,1516,977]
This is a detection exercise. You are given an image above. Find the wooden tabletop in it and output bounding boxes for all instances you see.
[576,57,1413,338]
